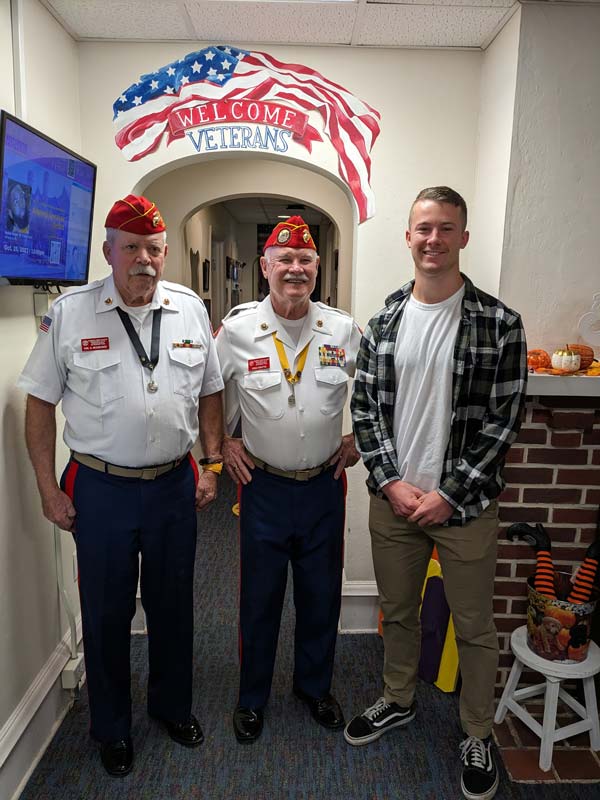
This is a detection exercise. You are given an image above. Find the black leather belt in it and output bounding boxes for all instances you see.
[250,454,331,482]
[71,451,187,480]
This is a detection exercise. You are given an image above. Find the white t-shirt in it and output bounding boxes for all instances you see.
[393,285,464,492]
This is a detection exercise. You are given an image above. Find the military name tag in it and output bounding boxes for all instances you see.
[81,337,110,351]
[319,345,346,367]
[248,357,270,372]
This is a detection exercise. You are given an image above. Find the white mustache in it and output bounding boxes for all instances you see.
[129,265,157,277]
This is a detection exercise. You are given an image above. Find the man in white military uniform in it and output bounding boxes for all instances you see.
[216,216,361,743]
[18,195,224,776]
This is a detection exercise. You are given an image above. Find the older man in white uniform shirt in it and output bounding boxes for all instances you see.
[216,216,361,743]
[18,195,223,777]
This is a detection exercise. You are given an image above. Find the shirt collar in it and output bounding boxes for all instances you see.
[255,296,332,344]
[96,276,179,314]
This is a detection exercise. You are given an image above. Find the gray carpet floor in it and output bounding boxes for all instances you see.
[19,475,599,799]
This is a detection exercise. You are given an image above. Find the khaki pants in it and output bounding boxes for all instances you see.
[370,494,499,739]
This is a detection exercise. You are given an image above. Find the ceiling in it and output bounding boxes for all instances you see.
[42,0,526,51]
[219,197,328,226]
[40,0,594,226]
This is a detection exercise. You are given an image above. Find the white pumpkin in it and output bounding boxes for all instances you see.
[551,346,581,372]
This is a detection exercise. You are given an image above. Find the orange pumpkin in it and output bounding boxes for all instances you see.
[527,349,551,369]
[567,343,595,370]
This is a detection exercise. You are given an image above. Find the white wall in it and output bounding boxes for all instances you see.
[501,4,600,353]
[468,8,520,296]
[0,3,82,798]
[10,4,595,787]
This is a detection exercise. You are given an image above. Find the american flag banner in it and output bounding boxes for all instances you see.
[112,46,381,222]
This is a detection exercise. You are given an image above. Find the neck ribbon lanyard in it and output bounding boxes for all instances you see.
[271,332,310,407]
[116,306,163,393]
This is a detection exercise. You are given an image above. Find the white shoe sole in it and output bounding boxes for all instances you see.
[461,772,499,800]
[343,710,415,746]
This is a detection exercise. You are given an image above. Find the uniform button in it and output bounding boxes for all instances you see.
[302,457,307,462]
[298,407,304,413]
[148,410,154,417]
[149,437,155,443]
[300,433,305,439]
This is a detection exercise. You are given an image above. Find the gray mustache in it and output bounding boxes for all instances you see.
[129,265,157,277]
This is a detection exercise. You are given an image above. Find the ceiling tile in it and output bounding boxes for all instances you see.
[184,1,357,44]
[46,0,193,40]
[369,0,513,7]
[357,5,512,47]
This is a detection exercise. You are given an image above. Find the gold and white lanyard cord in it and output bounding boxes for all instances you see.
[271,332,310,407]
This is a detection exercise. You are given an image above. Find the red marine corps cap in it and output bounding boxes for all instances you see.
[263,215,316,252]
[104,194,166,234]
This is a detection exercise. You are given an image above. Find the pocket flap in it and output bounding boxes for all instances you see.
[72,350,122,371]
[314,366,349,386]
[243,371,282,391]
[168,347,205,368]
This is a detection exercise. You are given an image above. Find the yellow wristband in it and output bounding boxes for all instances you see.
[201,462,223,475]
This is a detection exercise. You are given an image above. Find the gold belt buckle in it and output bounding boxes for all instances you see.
[295,469,312,481]
[141,467,159,480]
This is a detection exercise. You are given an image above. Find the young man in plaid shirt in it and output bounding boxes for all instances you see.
[346,187,527,800]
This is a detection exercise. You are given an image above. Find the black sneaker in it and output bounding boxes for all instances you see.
[460,735,499,800]
[344,697,415,746]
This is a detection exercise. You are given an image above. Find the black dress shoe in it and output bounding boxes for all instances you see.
[233,705,264,743]
[100,738,133,777]
[293,688,345,730]
[153,714,204,747]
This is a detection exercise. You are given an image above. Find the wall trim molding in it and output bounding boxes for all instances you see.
[340,572,379,634]
[0,616,82,770]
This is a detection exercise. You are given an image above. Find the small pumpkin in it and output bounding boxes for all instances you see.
[527,349,551,370]
[551,345,581,373]
[567,343,595,370]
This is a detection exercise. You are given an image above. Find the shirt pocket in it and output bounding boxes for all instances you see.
[314,366,349,415]
[168,347,206,398]
[69,351,124,407]
[241,371,283,420]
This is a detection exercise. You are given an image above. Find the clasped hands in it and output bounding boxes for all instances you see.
[382,480,453,527]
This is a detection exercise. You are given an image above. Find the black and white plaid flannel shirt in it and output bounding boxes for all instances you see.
[351,274,528,525]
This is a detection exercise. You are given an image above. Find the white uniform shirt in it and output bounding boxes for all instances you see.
[216,295,361,471]
[393,286,464,491]
[18,275,224,466]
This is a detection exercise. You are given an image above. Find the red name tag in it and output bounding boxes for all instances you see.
[81,337,110,351]
[248,357,270,372]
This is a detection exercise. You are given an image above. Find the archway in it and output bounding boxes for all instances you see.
[136,155,357,316]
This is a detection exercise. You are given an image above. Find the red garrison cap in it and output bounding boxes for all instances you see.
[104,194,166,234]
[263,216,316,253]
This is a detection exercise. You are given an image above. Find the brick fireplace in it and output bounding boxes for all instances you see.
[496,381,600,692]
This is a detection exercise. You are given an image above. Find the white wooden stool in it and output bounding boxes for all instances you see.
[495,625,600,771]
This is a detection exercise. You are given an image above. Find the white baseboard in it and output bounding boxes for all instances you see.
[0,617,82,800]
[339,574,379,634]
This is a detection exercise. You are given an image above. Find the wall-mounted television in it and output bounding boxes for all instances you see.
[0,111,97,287]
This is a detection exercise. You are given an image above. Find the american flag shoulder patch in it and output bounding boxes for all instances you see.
[39,315,52,333]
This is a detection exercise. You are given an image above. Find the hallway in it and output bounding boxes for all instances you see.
[17,476,597,799]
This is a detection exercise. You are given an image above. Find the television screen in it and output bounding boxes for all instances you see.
[0,111,97,286]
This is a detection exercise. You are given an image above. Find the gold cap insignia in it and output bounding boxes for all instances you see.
[152,211,162,228]
[302,229,310,243]
[277,228,291,244]
[163,298,170,306]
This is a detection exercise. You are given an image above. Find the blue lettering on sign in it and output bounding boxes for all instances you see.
[186,126,292,154]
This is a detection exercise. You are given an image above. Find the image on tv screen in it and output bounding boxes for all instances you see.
[0,113,96,285]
